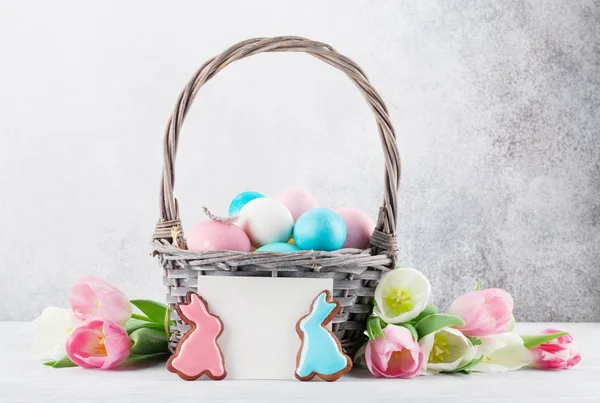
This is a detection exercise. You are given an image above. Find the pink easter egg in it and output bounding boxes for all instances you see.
[335,207,376,249]
[186,220,251,252]
[277,188,319,222]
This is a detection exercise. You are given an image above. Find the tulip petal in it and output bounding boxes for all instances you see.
[365,342,385,377]
[32,307,74,361]
[102,337,131,369]
[98,291,133,325]
[567,353,582,368]
[418,334,434,362]
[384,325,417,348]
[69,283,100,319]
[472,333,532,373]
[386,348,420,376]
[81,276,117,295]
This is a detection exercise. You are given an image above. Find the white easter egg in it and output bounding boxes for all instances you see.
[236,198,294,247]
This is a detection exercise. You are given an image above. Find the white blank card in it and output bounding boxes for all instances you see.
[196,276,333,380]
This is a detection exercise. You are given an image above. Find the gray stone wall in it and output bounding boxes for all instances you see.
[0,0,597,320]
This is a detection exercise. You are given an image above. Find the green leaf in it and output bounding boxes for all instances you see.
[521,332,568,349]
[399,323,418,340]
[131,313,152,321]
[121,352,170,367]
[366,318,375,339]
[411,304,439,324]
[366,316,385,340]
[475,280,481,291]
[130,327,169,355]
[467,336,482,346]
[373,318,385,339]
[444,355,484,374]
[125,318,166,335]
[509,316,516,331]
[130,300,167,324]
[43,355,76,368]
[414,313,465,340]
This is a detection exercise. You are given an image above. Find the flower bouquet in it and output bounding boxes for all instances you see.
[357,268,581,377]
[33,276,170,369]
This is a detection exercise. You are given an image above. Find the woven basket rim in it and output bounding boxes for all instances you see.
[153,240,394,271]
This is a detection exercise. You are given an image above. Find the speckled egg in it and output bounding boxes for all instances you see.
[255,242,300,252]
[236,198,294,247]
[293,208,347,251]
[228,191,265,216]
[186,220,252,252]
[277,188,319,222]
[335,207,375,249]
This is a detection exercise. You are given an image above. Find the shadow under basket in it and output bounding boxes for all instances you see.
[151,36,401,357]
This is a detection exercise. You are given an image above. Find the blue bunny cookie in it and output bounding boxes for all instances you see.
[295,290,352,381]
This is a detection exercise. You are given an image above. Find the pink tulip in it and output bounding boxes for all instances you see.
[365,325,424,378]
[530,328,581,370]
[69,276,132,325]
[65,318,131,369]
[448,288,513,337]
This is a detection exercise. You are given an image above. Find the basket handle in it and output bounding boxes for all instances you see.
[153,36,400,262]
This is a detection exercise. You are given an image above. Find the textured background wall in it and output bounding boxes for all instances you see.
[0,0,598,321]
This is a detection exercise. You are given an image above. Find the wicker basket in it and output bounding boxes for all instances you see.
[152,36,400,356]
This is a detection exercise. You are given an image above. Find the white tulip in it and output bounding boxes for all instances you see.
[373,268,431,324]
[471,332,533,373]
[419,327,476,373]
[31,307,80,361]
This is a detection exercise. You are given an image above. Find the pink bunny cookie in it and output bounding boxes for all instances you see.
[167,292,227,380]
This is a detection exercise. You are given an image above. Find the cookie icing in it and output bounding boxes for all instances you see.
[295,291,352,381]
[167,292,226,380]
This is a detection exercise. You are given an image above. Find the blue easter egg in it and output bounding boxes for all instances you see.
[228,191,265,216]
[255,242,300,252]
[293,208,347,251]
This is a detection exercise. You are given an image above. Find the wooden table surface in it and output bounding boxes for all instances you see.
[1,322,598,403]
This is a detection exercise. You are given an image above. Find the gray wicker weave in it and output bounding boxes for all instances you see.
[152,36,401,356]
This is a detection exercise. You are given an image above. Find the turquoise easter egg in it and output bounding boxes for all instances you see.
[228,191,265,216]
[293,208,347,251]
[255,242,300,252]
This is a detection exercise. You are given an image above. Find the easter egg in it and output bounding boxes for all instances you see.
[277,188,319,222]
[293,208,347,251]
[255,242,300,252]
[186,220,252,252]
[335,207,376,249]
[236,198,294,247]
[228,191,265,216]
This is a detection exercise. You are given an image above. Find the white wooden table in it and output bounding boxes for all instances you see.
[1,322,598,403]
